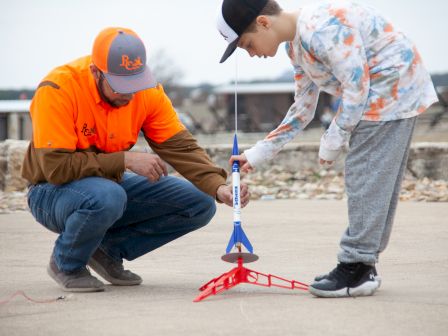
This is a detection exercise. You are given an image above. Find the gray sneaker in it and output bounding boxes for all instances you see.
[47,256,105,292]
[88,248,142,286]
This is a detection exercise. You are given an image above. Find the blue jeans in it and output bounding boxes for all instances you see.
[28,173,216,273]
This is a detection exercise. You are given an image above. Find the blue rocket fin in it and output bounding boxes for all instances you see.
[239,226,254,253]
[225,225,254,254]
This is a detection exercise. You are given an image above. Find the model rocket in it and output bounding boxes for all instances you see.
[225,134,254,254]
[194,132,309,302]
[193,51,308,302]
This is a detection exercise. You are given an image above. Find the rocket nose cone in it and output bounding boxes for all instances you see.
[232,134,239,156]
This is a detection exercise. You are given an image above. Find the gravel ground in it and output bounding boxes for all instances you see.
[1,166,446,214]
[245,166,448,202]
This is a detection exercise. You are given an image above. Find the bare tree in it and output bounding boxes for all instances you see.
[149,49,185,102]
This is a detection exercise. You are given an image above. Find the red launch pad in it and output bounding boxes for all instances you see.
[194,253,308,302]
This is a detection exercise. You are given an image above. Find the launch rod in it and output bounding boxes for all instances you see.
[234,50,238,134]
[233,50,240,251]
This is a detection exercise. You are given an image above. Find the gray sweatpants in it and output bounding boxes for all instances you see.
[338,116,417,264]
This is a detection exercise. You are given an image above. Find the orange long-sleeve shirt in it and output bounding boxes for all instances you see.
[22,56,227,196]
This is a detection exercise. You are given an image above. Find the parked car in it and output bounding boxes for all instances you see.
[176,109,196,133]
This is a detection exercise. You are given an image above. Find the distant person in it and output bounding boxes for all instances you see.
[319,107,332,130]
[216,0,438,297]
[22,27,250,292]
[321,96,341,129]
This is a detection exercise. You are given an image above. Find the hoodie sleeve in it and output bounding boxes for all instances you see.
[244,65,319,168]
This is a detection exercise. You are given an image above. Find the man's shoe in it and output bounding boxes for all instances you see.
[309,262,380,298]
[88,248,142,286]
[314,265,382,287]
[47,256,105,292]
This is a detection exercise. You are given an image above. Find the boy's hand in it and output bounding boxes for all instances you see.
[319,158,334,166]
[216,183,250,208]
[229,154,253,173]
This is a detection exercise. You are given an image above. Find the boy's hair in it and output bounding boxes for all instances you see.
[245,0,282,33]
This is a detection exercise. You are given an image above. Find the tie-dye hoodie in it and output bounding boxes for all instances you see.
[244,0,438,166]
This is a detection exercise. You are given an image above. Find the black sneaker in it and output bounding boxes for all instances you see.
[309,262,380,298]
[314,265,382,288]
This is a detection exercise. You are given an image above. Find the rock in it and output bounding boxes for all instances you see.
[0,140,29,192]
[0,190,28,214]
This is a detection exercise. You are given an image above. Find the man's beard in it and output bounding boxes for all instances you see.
[98,76,131,108]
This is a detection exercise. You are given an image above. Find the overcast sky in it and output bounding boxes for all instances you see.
[1,0,447,89]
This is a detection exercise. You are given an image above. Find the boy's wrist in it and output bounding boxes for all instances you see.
[318,146,341,162]
[243,147,261,169]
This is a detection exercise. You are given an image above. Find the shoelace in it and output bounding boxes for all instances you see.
[328,263,359,282]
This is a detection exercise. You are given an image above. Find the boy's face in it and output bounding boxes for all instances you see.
[237,17,280,58]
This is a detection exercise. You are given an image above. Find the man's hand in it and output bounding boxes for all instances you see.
[216,183,250,208]
[124,151,168,182]
[229,154,253,173]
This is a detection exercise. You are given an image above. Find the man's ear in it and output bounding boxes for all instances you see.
[256,15,271,29]
[89,64,99,79]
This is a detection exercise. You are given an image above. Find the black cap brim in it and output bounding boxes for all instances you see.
[220,38,239,63]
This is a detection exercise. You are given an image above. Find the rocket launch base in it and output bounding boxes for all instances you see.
[194,257,308,302]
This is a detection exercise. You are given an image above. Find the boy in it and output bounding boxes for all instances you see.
[216,0,438,297]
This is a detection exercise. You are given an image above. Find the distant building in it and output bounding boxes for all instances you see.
[213,82,330,132]
[0,100,32,141]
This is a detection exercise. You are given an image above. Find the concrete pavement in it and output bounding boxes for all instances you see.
[0,200,447,336]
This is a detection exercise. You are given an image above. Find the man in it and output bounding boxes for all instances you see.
[22,27,249,292]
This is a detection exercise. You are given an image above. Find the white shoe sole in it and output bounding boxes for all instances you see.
[309,279,380,298]
[375,276,382,288]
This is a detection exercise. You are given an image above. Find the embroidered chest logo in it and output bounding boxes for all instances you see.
[120,55,143,71]
[81,123,96,137]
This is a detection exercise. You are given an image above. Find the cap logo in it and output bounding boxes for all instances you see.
[216,4,238,44]
[217,0,269,62]
[219,30,229,40]
[120,55,143,71]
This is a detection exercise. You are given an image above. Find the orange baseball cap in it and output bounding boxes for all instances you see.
[92,27,156,94]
